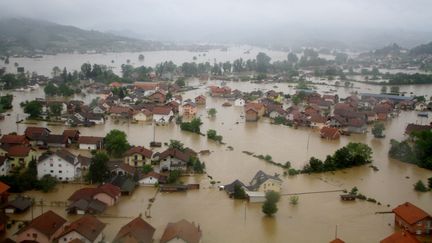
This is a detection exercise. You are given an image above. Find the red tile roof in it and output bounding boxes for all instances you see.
[17,210,66,239]
[320,127,340,139]
[78,136,103,145]
[68,188,97,202]
[113,216,155,243]
[134,82,159,90]
[393,202,430,225]
[405,124,432,136]
[5,145,32,157]
[158,148,194,162]
[152,106,172,115]
[330,238,345,243]
[0,135,28,145]
[125,146,153,158]
[160,219,202,243]
[63,129,80,139]
[380,231,420,243]
[24,127,51,140]
[57,215,105,242]
[97,183,121,199]
[0,181,10,194]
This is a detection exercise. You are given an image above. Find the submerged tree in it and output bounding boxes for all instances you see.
[372,122,385,138]
[262,191,280,216]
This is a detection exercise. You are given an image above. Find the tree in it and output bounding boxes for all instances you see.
[37,175,58,192]
[169,140,185,151]
[380,86,388,94]
[0,94,13,112]
[289,195,299,205]
[414,180,428,192]
[44,82,58,96]
[51,66,61,78]
[167,170,181,184]
[428,177,432,190]
[175,77,186,87]
[390,86,400,94]
[104,129,130,157]
[180,117,202,134]
[233,184,246,199]
[262,191,280,216]
[49,103,63,117]
[138,54,145,61]
[207,108,217,117]
[87,152,110,184]
[23,100,43,118]
[142,164,153,174]
[256,52,271,73]
[372,122,385,138]
[287,52,298,64]
[207,129,223,142]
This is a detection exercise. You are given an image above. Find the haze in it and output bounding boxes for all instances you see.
[1,0,432,49]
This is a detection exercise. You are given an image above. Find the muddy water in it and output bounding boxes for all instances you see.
[0,46,293,76]
[1,81,432,242]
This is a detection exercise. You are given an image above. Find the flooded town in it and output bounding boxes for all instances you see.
[0,1,432,243]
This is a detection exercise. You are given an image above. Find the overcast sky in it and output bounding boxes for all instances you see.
[1,0,432,46]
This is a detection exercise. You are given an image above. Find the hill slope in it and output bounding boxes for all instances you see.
[0,18,166,55]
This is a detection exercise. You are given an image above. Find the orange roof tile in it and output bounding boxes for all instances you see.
[393,202,430,225]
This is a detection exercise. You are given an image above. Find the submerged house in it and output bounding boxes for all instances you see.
[248,170,282,193]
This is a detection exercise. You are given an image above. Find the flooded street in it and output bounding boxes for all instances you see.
[0,77,431,242]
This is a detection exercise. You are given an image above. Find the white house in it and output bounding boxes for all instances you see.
[37,149,81,181]
[132,109,152,122]
[152,106,173,125]
[78,136,104,150]
[138,172,166,186]
[234,98,245,107]
[157,148,194,172]
[0,156,10,176]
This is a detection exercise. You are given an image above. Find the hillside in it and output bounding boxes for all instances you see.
[410,41,432,56]
[0,18,168,55]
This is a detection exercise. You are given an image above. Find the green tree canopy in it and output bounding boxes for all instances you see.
[87,152,110,184]
[104,129,130,157]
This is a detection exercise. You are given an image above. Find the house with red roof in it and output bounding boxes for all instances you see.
[24,127,51,146]
[209,86,231,97]
[78,136,104,150]
[392,202,431,235]
[320,127,340,140]
[148,90,167,103]
[152,106,174,124]
[160,219,202,243]
[5,145,38,169]
[56,215,105,243]
[380,231,420,243]
[124,146,153,167]
[69,183,121,207]
[194,95,206,105]
[0,134,29,148]
[182,101,198,116]
[16,210,67,243]
[330,238,345,243]
[0,181,10,204]
[157,148,196,172]
[113,216,155,243]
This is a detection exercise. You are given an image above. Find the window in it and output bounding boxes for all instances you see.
[50,170,54,173]
[59,170,62,173]
[32,233,37,238]
[50,164,53,167]
[59,164,62,167]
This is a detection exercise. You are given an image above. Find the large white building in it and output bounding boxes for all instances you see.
[37,149,82,181]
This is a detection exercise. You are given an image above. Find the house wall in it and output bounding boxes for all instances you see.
[133,113,148,122]
[160,157,187,171]
[166,238,189,243]
[347,126,367,134]
[89,118,105,125]
[37,154,77,181]
[235,99,245,107]
[395,215,432,235]
[79,143,97,150]
[9,150,38,168]
[257,179,282,193]
[60,230,103,243]
[245,110,258,122]
[125,154,151,167]
[93,193,116,206]
[153,114,172,124]
[139,177,159,186]
[16,228,54,243]
[0,159,10,176]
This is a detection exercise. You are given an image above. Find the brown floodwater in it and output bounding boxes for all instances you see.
[1,80,431,243]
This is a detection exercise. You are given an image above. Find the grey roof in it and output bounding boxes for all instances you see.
[6,196,33,211]
[223,180,247,194]
[110,175,136,193]
[39,149,77,166]
[43,134,67,144]
[67,198,106,214]
[249,170,282,191]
